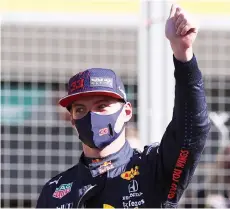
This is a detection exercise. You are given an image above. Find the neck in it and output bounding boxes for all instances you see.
[82,130,126,158]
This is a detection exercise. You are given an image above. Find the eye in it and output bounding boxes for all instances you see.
[98,104,107,109]
[75,107,85,114]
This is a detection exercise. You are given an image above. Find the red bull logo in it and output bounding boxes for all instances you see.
[101,161,112,167]
[98,161,114,174]
[121,166,140,180]
[92,158,102,163]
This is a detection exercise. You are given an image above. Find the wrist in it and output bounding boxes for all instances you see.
[171,46,193,62]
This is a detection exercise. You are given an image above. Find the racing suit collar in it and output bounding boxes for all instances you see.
[80,140,133,177]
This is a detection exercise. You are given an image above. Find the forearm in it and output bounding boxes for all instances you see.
[173,54,210,148]
[158,55,211,204]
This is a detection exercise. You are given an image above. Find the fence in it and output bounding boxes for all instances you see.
[1,2,230,208]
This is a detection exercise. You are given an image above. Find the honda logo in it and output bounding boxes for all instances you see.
[128,180,138,193]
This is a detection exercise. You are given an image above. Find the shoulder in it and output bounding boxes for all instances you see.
[132,143,160,161]
[43,163,79,189]
[142,142,160,156]
[36,164,80,207]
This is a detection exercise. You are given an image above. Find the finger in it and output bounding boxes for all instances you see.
[168,4,177,19]
[175,7,182,20]
[182,26,197,36]
[181,24,193,36]
[176,19,187,35]
[175,14,185,30]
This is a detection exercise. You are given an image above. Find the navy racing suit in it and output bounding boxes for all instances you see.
[36,55,210,208]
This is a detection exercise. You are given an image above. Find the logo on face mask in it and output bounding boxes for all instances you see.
[53,182,73,199]
[121,166,140,181]
[74,106,125,149]
[99,127,109,136]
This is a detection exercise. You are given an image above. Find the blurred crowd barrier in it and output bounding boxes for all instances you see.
[1,0,230,208]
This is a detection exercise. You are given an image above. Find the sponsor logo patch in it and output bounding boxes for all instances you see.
[122,180,143,201]
[53,182,73,199]
[103,204,115,208]
[122,179,145,208]
[49,176,62,185]
[128,180,138,193]
[122,199,145,208]
[121,166,140,180]
[79,184,93,197]
[92,158,102,163]
[98,161,114,174]
[56,202,73,209]
[167,149,189,200]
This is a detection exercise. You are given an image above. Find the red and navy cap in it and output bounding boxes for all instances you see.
[59,68,127,108]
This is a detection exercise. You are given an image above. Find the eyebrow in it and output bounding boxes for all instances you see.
[72,103,85,107]
[94,99,111,105]
[72,99,111,107]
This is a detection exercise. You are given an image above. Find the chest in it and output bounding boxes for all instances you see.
[86,166,148,208]
[49,162,158,208]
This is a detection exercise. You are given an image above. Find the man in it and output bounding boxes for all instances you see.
[36,4,210,208]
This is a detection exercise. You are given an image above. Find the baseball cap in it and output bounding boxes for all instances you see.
[59,68,127,108]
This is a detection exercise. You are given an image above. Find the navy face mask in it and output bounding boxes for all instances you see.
[73,106,125,149]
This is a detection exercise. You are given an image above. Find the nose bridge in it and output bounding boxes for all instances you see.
[80,99,97,116]
[81,96,103,113]
[86,104,94,114]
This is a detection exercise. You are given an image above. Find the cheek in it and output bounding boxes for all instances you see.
[104,104,122,115]
[71,118,75,126]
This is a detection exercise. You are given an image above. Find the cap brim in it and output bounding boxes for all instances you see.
[59,90,124,107]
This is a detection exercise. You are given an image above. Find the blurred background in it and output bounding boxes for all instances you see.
[1,0,230,208]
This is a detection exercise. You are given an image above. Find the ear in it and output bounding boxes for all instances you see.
[123,102,132,123]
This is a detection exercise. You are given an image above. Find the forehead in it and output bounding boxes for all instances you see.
[71,95,118,106]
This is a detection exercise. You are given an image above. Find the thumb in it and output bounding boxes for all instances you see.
[168,4,176,19]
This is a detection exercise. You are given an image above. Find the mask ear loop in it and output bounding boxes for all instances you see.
[113,103,126,135]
